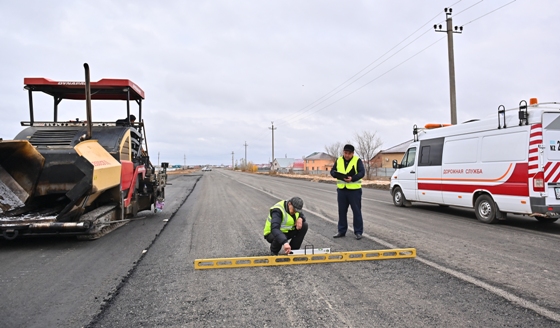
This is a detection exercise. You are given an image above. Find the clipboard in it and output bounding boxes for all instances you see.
[333,171,350,180]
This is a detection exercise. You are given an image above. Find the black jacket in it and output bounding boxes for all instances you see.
[269,201,306,244]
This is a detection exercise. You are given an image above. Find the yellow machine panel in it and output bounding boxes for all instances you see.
[74,140,121,192]
[119,130,131,161]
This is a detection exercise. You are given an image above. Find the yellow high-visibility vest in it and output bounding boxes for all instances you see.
[336,156,362,189]
[263,200,300,235]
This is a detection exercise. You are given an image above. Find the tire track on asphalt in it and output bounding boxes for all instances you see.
[224,171,560,323]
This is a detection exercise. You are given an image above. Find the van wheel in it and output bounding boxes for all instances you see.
[475,195,497,224]
[392,187,406,207]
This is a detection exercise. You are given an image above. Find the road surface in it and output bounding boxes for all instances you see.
[1,170,559,327]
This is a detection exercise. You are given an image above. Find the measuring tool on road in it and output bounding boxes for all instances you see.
[194,247,416,270]
[289,245,331,255]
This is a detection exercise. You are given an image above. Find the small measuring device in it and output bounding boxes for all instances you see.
[288,244,330,255]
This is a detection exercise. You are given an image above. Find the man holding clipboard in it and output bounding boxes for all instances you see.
[330,144,365,240]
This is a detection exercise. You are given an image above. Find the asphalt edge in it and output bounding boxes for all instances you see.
[85,174,202,328]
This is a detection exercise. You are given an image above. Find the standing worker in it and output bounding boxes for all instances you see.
[263,197,308,255]
[331,144,365,240]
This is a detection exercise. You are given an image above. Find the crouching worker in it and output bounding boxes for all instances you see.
[263,197,308,255]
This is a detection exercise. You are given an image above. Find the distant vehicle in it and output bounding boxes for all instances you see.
[202,166,212,171]
[390,98,560,224]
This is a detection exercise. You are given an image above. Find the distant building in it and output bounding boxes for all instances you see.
[292,159,304,173]
[370,140,413,168]
[304,152,335,175]
[257,163,271,172]
[271,158,296,173]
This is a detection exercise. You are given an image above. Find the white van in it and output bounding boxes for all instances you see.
[390,98,560,223]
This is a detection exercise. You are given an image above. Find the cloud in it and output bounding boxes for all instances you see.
[0,0,557,165]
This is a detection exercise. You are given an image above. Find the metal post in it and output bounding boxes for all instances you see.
[84,63,93,140]
[269,122,276,170]
[434,8,463,125]
[231,151,234,170]
[244,141,248,168]
[446,14,457,125]
[126,88,130,124]
[27,89,34,126]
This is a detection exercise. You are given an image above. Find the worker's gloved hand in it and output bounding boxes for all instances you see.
[283,242,291,254]
[296,217,303,230]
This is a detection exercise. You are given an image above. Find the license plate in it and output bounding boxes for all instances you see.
[555,188,560,199]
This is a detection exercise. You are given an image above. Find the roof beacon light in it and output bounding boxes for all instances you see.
[530,98,538,105]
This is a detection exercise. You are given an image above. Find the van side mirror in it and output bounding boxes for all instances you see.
[392,159,399,169]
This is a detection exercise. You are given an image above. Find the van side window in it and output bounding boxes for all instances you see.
[401,147,416,167]
[419,137,444,166]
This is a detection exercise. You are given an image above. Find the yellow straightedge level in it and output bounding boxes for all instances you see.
[194,248,416,270]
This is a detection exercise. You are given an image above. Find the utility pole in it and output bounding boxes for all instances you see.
[243,141,248,168]
[184,154,186,170]
[158,151,160,166]
[231,151,234,170]
[269,122,276,170]
[434,7,463,125]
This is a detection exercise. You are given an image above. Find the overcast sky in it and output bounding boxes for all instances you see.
[1,0,558,166]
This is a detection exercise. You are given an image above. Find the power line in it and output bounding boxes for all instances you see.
[276,27,436,128]
[242,0,518,160]
[462,0,517,27]
[277,0,518,128]
[279,36,446,127]
[275,8,449,127]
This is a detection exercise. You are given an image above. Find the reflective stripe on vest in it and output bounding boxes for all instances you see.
[336,156,362,189]
[263,200,300,235]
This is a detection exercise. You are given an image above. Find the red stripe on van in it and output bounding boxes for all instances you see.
[545,162,560,182]
[549,169,560,183]
[418,163,529,197]
[529,142,541,147]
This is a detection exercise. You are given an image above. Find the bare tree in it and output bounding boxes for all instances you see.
[324,141,352,163]
[324,142,343,164]
[354,131,383,180]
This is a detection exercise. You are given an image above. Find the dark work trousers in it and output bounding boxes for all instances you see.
[337,188,363,235]
[265,222,308,254]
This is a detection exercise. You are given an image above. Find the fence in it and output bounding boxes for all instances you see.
[370,167,396,177]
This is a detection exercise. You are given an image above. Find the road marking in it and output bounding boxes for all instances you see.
[227,172,560,323]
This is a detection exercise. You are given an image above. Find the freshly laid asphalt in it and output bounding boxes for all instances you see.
[88,170,559,327]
